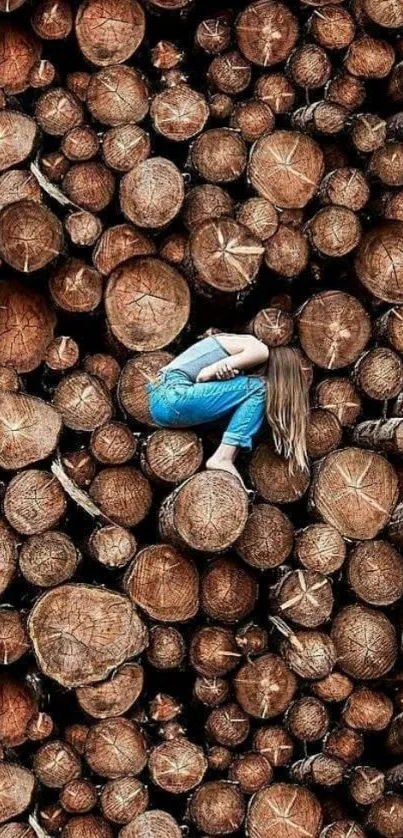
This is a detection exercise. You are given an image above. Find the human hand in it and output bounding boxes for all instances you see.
[215,361,239,380]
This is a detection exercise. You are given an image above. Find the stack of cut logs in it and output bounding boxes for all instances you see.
[1,0,403,835]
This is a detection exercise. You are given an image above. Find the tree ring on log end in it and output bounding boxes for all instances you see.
[312,447,398,539]
[105,257,190,351]
[249,130,324,208]
[355,221,403,303]
[28,583,147,687]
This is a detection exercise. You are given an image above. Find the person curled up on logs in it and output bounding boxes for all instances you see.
[146,332,309,488]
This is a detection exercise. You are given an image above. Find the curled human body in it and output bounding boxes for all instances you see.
[146,333,309,488]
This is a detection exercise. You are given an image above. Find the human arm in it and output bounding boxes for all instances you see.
[196,336,269,382]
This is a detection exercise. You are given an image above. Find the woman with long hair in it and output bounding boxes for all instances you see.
[146,332,309,487]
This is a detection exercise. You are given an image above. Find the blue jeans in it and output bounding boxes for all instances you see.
[146,370,266,450]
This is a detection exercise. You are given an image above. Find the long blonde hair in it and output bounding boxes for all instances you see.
[265,346,309,473]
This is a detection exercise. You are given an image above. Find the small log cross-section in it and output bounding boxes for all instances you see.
[249,131,324,208]
[75,0,145,67]
[331,604,398,679]
[149,739,207,793]
[190,217,264,294]
[0,111,37,172]
[297,291,371,369]
[141,429,203,484]
[0,282,56,374]
[0,763,35,824]
[236,1,299,67]
[125,544,199,622]
[0,393,62,470]
[120,158,184,228]
[247,782,323,838]
[76,663,143,719]
[311,447,398,539]
[355,222,403,303]
[235,653,297,719]
[151,85,209,141]
[0,200,63,273]
[105,257,190,351]
[159,471,249,552]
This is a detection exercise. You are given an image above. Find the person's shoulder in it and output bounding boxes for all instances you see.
[247,335,269,360]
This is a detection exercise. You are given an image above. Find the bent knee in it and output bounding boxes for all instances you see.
[248,377,266,399]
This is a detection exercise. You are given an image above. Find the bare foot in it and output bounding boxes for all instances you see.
[206,455,247,491]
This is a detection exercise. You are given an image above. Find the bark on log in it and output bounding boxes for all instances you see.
[353,418,403,454]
